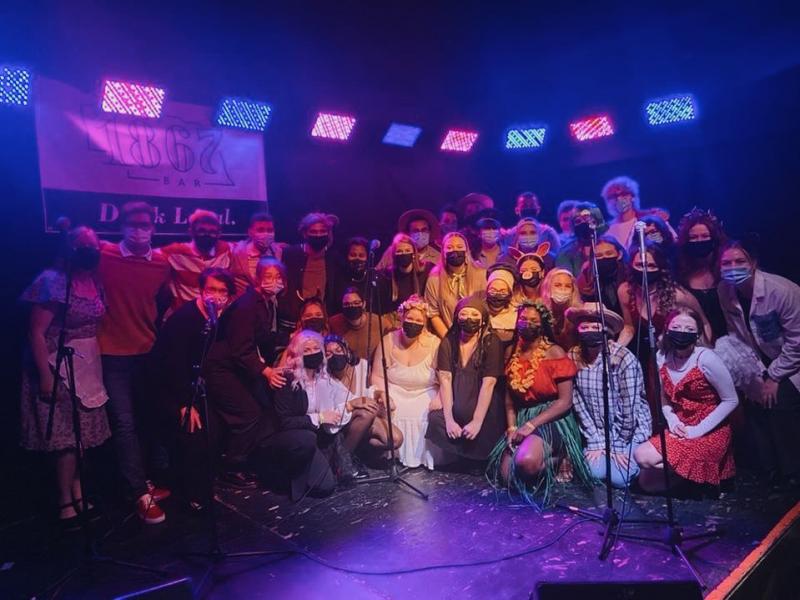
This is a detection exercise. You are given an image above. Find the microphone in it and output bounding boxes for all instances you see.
[634,221,647,256]
[204,298,218,327]
[369,239,381,251]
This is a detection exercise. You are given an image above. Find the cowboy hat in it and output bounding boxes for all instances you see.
[565,302,624,336]
[397,208,441,241]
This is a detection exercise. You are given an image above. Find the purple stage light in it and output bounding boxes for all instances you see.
[505,125,547,150]
[646,94,697,126]
[383,123,422,147]
[0,66,32,106]
[569,115,614,142]
[440,129,479,153]
[216,97,273,131]
[101,79,166,118]
[311,112,357,141]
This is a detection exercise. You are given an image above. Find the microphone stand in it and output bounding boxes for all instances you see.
[608,227,720,589]
[41,256,168,598]
[557,228,620,559]
[358,244,428,500]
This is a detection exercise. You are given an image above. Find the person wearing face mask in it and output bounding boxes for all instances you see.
[371,295,441,469]
[510,192,561,250]
[97,202,173,522]
[377,209,442,270]
[634,308,738,494]
[540,268,581,351]
[439,203,459,239]
[483,265,518,349]
[556,202,609,277]
[511,246,549,306]
[575,234,627,316]
[20,226,112,526]
[601,176,675,250]
[292,298,329,337]
[566,303,651,488]
[324,335,404,471]
[556,200,579,246]
[474,215,505,268]
[426,295,506,467]
[278,212,343,336]
[717,241,800,489]
[617,242,711,421]
[150,269,239,511]
[382,234,433,325]
[331,237,392,317]
[161,209,231,312]
[486,301,592,507]
[230,213,287,296]
[501,217,558,269]
[425,232,487,338]
[676,209,728,340]
[329,287,392,362]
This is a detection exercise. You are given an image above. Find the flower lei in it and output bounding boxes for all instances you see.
[507,338,549,395]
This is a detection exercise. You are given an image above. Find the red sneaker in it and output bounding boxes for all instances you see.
[136,494,166,525]
[146,480,171,503]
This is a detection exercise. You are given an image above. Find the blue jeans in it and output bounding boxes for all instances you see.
[102,354,150,499]
[585,444,639,488]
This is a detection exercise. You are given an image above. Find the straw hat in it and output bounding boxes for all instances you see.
[565,302,624,336]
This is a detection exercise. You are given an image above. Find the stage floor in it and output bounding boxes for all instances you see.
[2,468,798,599]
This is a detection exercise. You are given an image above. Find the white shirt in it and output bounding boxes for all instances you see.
[303,373,355,434]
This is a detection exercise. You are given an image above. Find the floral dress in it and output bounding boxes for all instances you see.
[19,270,111,452]
[487,346,592,508]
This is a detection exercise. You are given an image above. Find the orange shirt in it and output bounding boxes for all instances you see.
[507,355,577,405]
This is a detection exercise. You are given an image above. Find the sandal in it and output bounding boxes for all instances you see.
[556,458,574,483]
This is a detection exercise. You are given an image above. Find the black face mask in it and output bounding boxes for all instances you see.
[342,305,364,322]
[348,259,367,275]
[685,240,715,259]
[194,234,217,253]
[72,246,100,270]
[302,317,325,333]
[578,330,605,347]
[394,253,413,269]
[487,294,511,310]
[521,273,541,288]
[402,321,424,339]
[667,329,698,349]
[306,235,328,252]
[574,221,594,241]
[633,267,662,286]
[596,257,618,279]
[446,251,466,268]
[327,354,348,373]
[517,325,541,341]
[303,351,324,370]
[459,318,482,334]
[520,208,539,219]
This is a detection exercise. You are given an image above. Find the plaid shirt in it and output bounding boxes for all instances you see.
[568,341,652,452]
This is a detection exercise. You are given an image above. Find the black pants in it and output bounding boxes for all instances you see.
[745,379,800,480]
[255,429,336,500]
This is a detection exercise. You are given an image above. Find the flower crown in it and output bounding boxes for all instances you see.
[516,298,554,329]
[398,294,428,319]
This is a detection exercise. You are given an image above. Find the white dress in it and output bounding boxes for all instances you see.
[382,334,440,469]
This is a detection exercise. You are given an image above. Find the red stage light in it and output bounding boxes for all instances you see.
[101,80,165,118]
[311,112,357,141]
[440,129,479,152]
[569,115,614,142]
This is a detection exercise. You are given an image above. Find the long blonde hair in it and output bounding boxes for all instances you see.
[284,329,329,390]
[540,268,581,311]
[429,232,486,326]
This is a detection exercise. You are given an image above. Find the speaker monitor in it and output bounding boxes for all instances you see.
[534,579,703,600]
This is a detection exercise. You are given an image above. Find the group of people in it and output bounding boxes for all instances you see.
[19,175,800,526]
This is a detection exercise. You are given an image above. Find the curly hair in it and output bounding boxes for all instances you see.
[676,207,728,285]
[625,241,678,318]
[515,299,556,343]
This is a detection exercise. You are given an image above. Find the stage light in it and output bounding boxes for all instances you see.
[101,80,166,118]
[646,94,697,126]
[216,97,273,131]
[569,115,615,142]
[0,66,32,107]
[311,112,357,141]
[382,123,422,147]
[440,129,479,153]
[505,125,547,150]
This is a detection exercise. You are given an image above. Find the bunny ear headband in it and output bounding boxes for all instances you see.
[507,241,551,264]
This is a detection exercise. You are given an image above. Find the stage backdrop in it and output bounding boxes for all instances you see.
[34,77,267,235]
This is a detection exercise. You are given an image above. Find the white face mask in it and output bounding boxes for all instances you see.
[646,231,664,244]
[551,290,572,305]
[615,197,633,214]
[481,230,500,246]
[252,231,274,250]
[518,233,538,250]
[261,280,284,297]
[123,226,152,246]
[410,232,430,250]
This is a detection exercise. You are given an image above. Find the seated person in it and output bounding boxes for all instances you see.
[328,287,393,362]
[566,302,652,488]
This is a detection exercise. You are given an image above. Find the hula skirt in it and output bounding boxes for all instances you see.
[486,401,592,509]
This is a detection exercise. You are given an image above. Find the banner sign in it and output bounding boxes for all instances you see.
[34,77,267,235]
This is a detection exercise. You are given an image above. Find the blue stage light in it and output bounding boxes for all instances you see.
[505,125,547,150]
[383,123,422,147]
[0,66,32,107]
[216,97,273,131]
[646,94,697,126]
